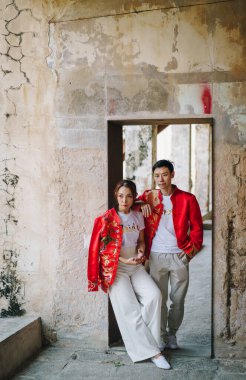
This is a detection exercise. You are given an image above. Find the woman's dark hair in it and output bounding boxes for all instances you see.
[113,179,137,210]
[152,159,174,173]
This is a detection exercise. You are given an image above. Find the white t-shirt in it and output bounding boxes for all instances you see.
[151,195,182,254]
[118,210,145,259]
[118,210,145,248]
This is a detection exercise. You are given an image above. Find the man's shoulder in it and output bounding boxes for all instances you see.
[174,187,197,200]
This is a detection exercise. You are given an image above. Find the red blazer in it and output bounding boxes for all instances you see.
[138,186,203,259]
[87,208,123,293]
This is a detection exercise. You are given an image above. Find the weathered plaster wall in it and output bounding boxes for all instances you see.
[124,125,153,194]
[0,0,245,356]
[0,0,61,340]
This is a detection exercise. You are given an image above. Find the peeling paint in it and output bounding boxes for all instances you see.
[0,249,24,317]
[201,85,212,114]
[125,126,151,179]
[165,56,178,71]
[172,24,178,53]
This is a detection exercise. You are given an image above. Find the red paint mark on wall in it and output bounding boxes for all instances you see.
[201,86,212,114]
[109,99,116,115]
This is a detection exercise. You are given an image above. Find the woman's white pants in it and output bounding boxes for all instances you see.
[109,262,162,362]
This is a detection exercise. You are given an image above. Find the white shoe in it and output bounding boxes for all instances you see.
[151,355,171,370]
[166,335,179,349]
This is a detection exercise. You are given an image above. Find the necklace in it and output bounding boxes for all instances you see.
[163,209,172,215]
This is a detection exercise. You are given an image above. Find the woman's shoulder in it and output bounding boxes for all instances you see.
[131,209,142,215]
[131,210,144,220]
[93,208,112,222]
[100,208,119,221]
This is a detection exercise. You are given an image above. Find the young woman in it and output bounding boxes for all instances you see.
[87,180,170,369]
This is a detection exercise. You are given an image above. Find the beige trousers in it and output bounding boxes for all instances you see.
[149,252,189,343]
[109,261,162,362]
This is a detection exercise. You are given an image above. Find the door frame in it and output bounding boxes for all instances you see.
[107,116,214,357]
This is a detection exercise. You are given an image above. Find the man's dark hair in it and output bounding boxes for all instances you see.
[152,159,174,173]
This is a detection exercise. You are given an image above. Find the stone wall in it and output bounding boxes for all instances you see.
[0,0,245,355]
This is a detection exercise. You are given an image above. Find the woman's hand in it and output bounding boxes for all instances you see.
[119,256,138,265]
[136,248,146,264]
[125,257,140,265]
[119,253,145,265]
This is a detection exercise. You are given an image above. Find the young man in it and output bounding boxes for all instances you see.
[138,159,203,350]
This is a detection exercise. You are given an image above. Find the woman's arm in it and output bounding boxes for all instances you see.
[137,229,145,256]
[87,217,102,291]
[118,230,146,265]
[118,256,138,265]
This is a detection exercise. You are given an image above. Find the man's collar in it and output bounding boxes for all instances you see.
[158,184,178,198]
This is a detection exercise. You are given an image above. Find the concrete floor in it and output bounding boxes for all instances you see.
[12,230,246,379]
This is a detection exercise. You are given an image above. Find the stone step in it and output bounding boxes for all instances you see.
[0,316,42,380]
[203,219,212,230]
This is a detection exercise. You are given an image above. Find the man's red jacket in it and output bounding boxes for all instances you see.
[137,185,203,259]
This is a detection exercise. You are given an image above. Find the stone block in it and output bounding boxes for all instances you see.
[0,317,42,379]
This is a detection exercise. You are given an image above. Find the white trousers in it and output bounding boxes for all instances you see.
[149,252,189,343]
[109,262,162,362]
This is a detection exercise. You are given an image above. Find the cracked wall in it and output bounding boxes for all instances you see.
[0,0,59,339]
[0,0,245,357]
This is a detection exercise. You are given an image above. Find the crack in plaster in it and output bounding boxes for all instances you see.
[1,0,44,118]
[1,0,28,310]
[49,0,235,24]
[47,22,59,84]
[0,6,45,311]
[224,208,236,341]
[172,24,179,53]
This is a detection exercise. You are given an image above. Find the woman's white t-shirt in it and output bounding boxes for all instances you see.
[118,210,145,259]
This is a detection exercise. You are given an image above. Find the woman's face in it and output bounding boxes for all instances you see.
[116,186,134,213]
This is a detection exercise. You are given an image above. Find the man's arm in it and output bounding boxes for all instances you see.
[135,191,153,217]
[186,195,203,259]
[179,195,203,262]
[189,195,203,251]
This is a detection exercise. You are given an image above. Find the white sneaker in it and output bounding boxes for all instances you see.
[166,335,179,349]
[151,355,171,370]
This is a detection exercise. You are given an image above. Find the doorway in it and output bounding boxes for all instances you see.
[108,118,213,357]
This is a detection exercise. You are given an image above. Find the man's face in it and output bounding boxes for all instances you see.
[153,166,174,191]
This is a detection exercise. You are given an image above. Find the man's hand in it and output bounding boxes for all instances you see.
[141,203,152,217]
[178,251,190,265]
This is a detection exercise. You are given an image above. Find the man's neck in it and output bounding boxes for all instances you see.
[160,185,173,196]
